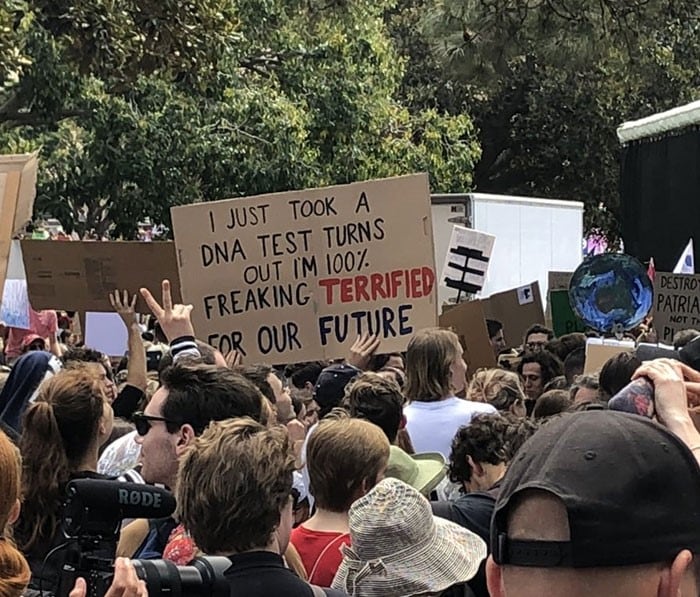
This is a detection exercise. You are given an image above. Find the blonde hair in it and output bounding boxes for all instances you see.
[0,430,30,596]
[176,418,294,554]
[405,328,461,402]
[307,418,389,513]
[467,368,526,411]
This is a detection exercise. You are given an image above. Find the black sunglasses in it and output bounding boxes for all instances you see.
[133,411,179,436]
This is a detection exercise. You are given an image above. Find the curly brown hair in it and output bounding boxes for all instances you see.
[176,418,295,554]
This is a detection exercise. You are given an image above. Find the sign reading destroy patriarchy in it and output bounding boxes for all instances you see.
[653,272,700,344]
[171,174,437,363]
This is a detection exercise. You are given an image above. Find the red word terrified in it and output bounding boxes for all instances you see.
[318,267,435,305]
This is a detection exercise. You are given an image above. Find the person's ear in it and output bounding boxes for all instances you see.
[486,556,506,597]
[658,550,693,597]
[175,424,196,455]
[467,455,484,477]
[399,414,407,430]
[8,499,20,525]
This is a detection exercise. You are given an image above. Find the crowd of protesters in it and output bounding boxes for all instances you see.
[0,280,698,596]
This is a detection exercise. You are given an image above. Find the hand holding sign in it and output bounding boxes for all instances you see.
[140,279,195,342]
[110,290,138,329]
[347,332,381,370]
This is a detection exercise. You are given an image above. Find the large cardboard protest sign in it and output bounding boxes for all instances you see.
[653,272,700,344]
[0,153,38,235]
[439,299,496,374]
[440,226,495,297]
[482,282,544,349]
[0,153,38,306]
[22,241,181,312]
[171,174,437,363]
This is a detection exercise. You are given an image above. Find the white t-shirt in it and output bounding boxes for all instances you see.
[404,397,497,458]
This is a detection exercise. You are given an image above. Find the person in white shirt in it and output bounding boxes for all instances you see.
[404,328,496,458]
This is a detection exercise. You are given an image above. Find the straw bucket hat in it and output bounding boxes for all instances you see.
[332,478,487,596]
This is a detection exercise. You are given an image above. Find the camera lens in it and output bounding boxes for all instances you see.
[133,556,232,597]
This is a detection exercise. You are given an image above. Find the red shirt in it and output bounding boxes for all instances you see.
[6,309,57,358]
[290,525,351,587]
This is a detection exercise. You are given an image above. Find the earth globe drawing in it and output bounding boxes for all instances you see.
[569,253,654,333]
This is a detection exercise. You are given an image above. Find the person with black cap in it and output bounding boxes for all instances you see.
[486,359,700,597]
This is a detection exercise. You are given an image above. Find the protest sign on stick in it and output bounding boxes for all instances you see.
[171,174,437,363]
[653,272,700,344]
[22,241,181,312]
[440,226,495,299]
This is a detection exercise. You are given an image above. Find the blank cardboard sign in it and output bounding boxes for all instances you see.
[482,281,545,349]
[171,174,438,363]
[439,299,496,374]
[21,240,181,312]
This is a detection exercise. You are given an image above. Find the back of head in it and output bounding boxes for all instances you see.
[563,347,586,385]
[234,364,275,404]
[285,361,327,390]
[313,363,361,418]
[344,373,404,444]
[532,390,571,419]
[599,351,641,399]
[176,418,294,555]
[405,328,460,401]
[307,418,390,512]
[467,369,526,412]
[17,368,107,552]
[672,328,700,350]
[547,333,586,362]
[0,351,56,434]
[449,414,509,486]
[157,340,220,378]
[491,412,700,594]
[61,346,104,368]
[0,430,30,596]
[159,364,267,435]
[487,319,503,339]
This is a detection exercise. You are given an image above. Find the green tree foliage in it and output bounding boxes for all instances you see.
[0,0,480,238]
[412,0,700,240]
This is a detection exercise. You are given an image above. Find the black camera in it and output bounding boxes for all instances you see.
[56,479,231,597]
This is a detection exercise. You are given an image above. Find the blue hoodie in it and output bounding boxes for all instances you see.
[0,351,61,435]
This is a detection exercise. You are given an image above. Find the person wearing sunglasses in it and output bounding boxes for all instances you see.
[117,362,270,561]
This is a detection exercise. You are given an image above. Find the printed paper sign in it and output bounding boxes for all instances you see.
[171,174,438,363]
[440,225,495,296]
[517,284,535,305]
[653,272,700,343]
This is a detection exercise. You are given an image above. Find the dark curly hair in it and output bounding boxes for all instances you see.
[448,414,541,486]
[448,414,509,485]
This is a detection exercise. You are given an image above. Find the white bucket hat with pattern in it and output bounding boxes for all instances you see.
[332,477,487,596]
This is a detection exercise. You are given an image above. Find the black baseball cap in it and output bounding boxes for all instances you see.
[313,363,361,417]
[492,411,700,568]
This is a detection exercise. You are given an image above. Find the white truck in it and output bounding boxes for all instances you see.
[432,193,584,307]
